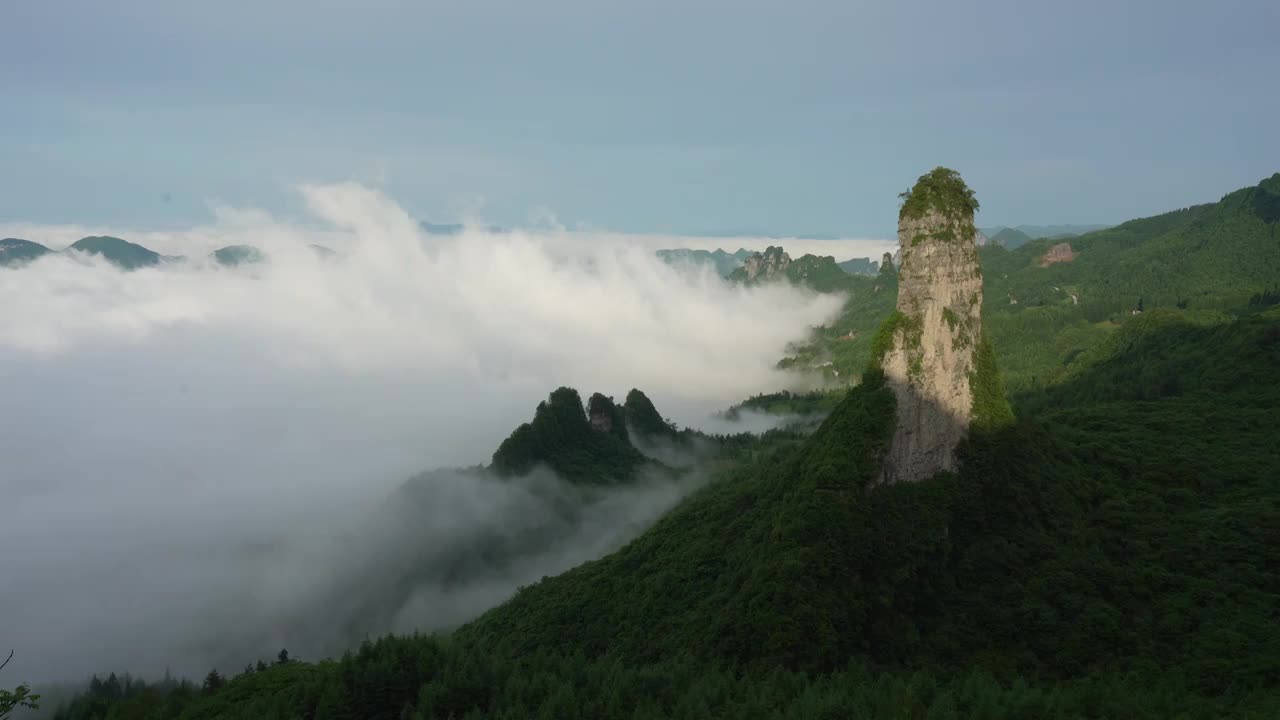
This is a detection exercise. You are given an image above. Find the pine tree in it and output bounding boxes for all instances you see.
[103,673,123,700]
[202,669,225,694]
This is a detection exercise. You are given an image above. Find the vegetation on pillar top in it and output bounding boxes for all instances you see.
[898,167,980,223]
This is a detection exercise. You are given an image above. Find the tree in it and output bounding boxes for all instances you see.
[0,650,40,719]
[256,659,268,672]
[276,648,291,666]
[202,668,225,694]
[103,672,122,699]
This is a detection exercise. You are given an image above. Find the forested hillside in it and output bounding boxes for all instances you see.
[787,173,1280,391]
[49,306,1280,719]
[41,174,1280,719]
[0,238,52,266]
[490,388,650,484]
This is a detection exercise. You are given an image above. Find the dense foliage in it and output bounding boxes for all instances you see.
[52,308,1280,717]
[727,247,854,293]
[781,254,852,292]
[54,640,1270,720]
[721,389,845,420]
[620,389,678,441]
[490,387,650,484]
[778,271,899,380]
[968,334,1014,429]
[44,174,1280,719]
[788,172,1280,393]
[898,167,980,222]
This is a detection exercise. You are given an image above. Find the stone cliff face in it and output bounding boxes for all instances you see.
[587,393,629,443]
[879,168,985,483]
[738,246,792,282]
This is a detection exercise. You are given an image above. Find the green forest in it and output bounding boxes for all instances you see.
[785,173,1280,393]
[35,174,1280,719]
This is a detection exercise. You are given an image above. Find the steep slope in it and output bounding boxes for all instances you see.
[728,245,791,282]
[69,235,161,269]
[986,173,1280,316]
[729,245,851,292]
[778,260,898,379]
[46,177,1280,720]
[490,387,651,484]
[52,307,1280,718]
[621,389,678,441]
[981,171,1280,390]
[786,172,1280,393]
[0,237,52,266]
[459,372,898,669]
[461,310,1280,685]
[784,253,849,291]
[50,295,1280,720]
[877,167,1004,483]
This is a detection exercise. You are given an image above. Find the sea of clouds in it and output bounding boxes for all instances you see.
[0,182,890,683]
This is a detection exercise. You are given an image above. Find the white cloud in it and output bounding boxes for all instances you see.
[0,182,847,683]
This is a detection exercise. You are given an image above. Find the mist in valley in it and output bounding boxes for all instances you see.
[0,182,873,686]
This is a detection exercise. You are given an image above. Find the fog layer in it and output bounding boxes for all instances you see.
[0,183,843,683]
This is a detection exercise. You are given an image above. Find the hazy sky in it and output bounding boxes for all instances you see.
[2,0,1278,236]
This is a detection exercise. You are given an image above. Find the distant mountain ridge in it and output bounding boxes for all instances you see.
[212,245,266,266]
[70,236,162,269]
[979,223,1110,240]
[0,236,335,270]
[987,227,1035,250]
[726,246,850,291]
[655,247,752,277]
[0,237,53,266]
[420,220,508,235]
[785,171,1280,392]
[837,257,879,275]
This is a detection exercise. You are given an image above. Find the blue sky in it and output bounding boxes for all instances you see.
[2,0,1277,237]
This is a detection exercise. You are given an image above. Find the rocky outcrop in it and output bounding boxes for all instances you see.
[1038,242,1076,267]
[587,392,629,442]
[736,246,791,282]
[877,167,990,483]
[491,387,647,484]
